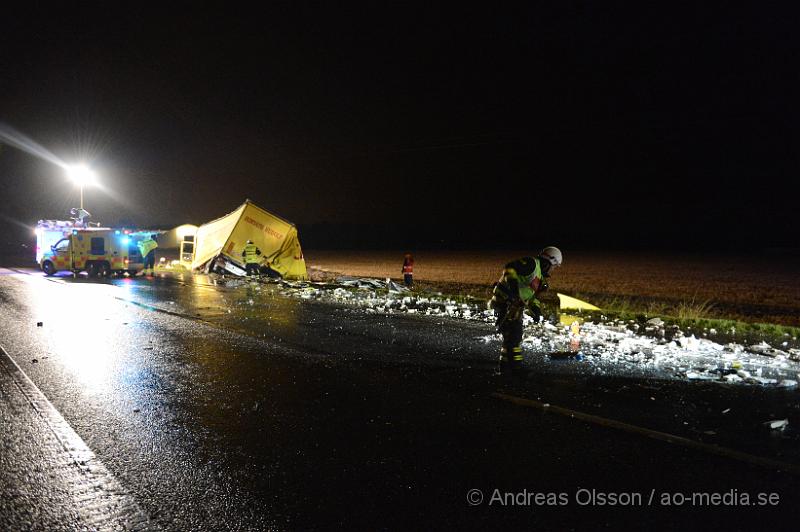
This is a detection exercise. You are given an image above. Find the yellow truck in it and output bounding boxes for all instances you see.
[39,228,145,277]
[191,200,308,279]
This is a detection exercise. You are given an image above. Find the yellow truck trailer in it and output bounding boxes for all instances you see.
[191,200,308,280]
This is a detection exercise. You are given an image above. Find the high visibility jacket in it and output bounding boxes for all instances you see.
[402,258,414,275]
[242,243,262,264]
[490,256,545,311]
[138,238,158,257]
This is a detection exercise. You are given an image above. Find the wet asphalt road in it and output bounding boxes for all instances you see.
[1,267,800,530]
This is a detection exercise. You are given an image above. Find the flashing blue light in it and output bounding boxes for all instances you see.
[115,230,120,235]
[121,237,130,245]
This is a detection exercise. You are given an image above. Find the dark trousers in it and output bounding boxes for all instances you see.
[144,251,155,270]
[494,303,524,361]
[403,274,413,287]
[245,263,259,276]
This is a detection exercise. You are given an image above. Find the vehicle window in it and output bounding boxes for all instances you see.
[183,243,194,253]
[91,237,105,255]
[54,239,70,251]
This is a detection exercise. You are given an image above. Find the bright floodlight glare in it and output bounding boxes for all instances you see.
[66,164,97,186]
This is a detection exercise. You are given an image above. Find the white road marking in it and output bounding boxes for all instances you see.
[0,343,159,531]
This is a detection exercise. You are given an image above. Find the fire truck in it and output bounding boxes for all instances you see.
[36,221,146,277]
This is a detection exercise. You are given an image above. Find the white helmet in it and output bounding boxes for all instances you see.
[539,246,562,267]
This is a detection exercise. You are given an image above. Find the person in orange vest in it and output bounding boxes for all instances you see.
[402,252,414,288]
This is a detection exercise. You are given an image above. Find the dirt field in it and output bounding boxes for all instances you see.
[305,250,800,326]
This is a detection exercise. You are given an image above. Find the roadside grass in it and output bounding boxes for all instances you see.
[567,292,717,321]
[675,297,716,320]
[534,291,799,343]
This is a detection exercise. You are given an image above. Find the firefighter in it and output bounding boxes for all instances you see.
[242,240,262,276]
[401,252,414,288]
[137,234,159,276]
[488,246,563,372]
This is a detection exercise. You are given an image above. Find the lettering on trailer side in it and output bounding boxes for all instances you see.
[243,215,284,240]
[264,226,283,240]
[243,216,265,231]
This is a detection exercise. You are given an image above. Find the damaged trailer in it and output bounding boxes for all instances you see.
[191,200,308,280]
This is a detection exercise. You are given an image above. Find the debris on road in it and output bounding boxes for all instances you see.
[202,272,800,389]
[765,419,789,430]
[748,342,789,358]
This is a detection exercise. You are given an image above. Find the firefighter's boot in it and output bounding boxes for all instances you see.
[510,346,524,373]
[498,346,524,373]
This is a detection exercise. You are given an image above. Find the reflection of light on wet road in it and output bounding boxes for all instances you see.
[24,275,139,395]
[114,273,303,335]
[115,276,137,300]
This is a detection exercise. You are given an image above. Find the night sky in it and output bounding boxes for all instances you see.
[1,4,797,250]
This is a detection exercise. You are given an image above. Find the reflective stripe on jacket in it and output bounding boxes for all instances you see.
[242,243,261,264]
[138,239,158,257]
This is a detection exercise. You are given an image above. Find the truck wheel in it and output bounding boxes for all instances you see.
[42,261,56,276]
[98,262,111,277]
[86,262,98,277]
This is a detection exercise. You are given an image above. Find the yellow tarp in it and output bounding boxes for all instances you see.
[556,293,600,311]
[191,200,308,280]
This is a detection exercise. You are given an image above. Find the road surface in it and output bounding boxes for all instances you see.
[1,267,799,530]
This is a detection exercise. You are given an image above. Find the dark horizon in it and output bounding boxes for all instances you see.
[2,4,798,252]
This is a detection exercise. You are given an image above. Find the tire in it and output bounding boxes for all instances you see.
[98,262,111,277]
[42,261,56,276]
[86,261,98,277]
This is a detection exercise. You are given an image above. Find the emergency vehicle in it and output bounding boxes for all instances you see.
[37,223,145,277]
